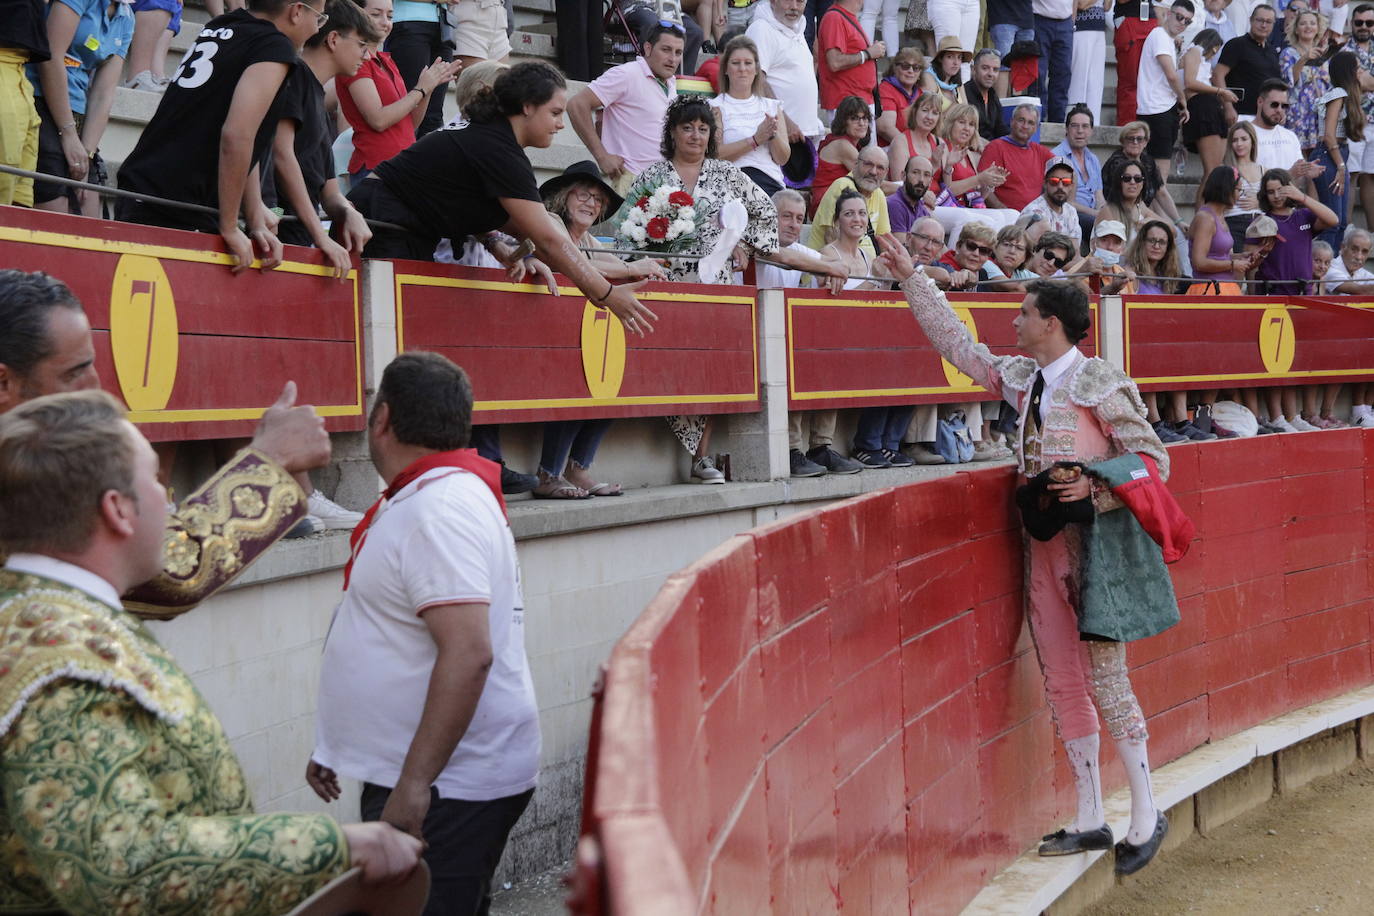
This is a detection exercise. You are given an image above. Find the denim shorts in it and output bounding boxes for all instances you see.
[989,23,1035,67]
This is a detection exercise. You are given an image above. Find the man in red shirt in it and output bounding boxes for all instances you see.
[817,0,885,130]
[980,103,1055,211]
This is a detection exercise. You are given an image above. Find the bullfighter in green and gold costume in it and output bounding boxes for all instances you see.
[0,272,424,912]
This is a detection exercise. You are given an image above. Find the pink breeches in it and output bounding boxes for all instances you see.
[1026,530,1149,743]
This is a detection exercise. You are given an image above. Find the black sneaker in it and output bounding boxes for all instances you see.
[851,447,891,469]
[1152,420,1188,444]
[500,462,538,494]
[1174,420,1217,441]
[789,448,827,478]
[807,446,862,475]
[882,448,915,467]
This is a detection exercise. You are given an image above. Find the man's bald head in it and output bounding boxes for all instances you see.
[853,146,888,194]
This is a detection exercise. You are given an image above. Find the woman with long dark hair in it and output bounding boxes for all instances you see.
[347,61,657,332]
[1097,156,1161,242]
[1312,51,1368,246]
[1125,218,1185,294]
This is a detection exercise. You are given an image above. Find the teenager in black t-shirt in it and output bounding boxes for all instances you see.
[270,1,378,276]
[347,60,659,335]
[115,0,322,272]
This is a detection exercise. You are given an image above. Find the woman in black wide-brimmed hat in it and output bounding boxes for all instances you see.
[540,161,668,283]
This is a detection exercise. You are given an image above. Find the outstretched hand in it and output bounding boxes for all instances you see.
[874,233,916,281]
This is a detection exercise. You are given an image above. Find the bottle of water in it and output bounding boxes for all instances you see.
[1173,142,1189,178]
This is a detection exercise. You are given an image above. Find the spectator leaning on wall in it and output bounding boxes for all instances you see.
[116,0,320,272]
[566,20,683,195]
[1325,226,1374,292]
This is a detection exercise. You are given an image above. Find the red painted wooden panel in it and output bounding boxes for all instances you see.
[1124,295,1374,391]
[0,206,364,441]
[584,430,1374,916]
[786,290,1100,411]
[392,261,759,422]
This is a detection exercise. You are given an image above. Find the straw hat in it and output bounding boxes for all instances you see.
[933,36,973,62]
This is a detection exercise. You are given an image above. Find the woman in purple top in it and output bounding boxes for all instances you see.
[1189,166,1260,292]
[1256,166,1338,295]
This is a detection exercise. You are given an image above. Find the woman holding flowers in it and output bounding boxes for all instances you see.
[612,95,842,481]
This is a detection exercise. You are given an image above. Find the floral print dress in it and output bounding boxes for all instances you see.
[1279,45,1331,151]
[614,157,781,457]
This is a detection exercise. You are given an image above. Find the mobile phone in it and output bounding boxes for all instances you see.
[1226,86,1245,100]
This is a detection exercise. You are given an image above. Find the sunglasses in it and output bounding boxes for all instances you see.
[962,241,994,257]
[1173,10,1193,24]
[1043,253,1069,267]
[1122,135,1146,144]
[1046,176,1073,187]
[1122,174,1145,183]
[1267,100,1292,109]
[1356,18,1374,25]
[895,61,919,70]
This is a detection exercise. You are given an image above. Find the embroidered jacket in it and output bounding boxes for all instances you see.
[898,269,1169,512]
[0,571,347,915]
[123,449,305,618]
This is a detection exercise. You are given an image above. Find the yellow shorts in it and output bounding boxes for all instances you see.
[0,50,40,208]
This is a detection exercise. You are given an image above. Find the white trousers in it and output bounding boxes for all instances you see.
[927,0,981,82]
[861,0,903,57]
[1069,30,1106,126]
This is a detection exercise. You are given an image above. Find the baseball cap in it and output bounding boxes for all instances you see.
[1245,215,1280,239]
[1093,220,1127,240]
[1044,156,1075,177]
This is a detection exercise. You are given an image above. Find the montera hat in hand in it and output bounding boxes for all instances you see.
[287,862,431,916]
[539,160,625,218]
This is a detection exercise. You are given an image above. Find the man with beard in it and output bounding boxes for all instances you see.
[807,144,892,252]
[1344,5,1374,226]
[956,48,1007,145]
[886,154,935,241]
[1019,158,1083,249]
[1250,80,1324,189]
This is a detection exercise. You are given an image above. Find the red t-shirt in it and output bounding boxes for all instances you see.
[817,5,877,110]
[337,52,417,173]
[876,78,918,147]
[978,137,1054,211]
[695,57,721,94]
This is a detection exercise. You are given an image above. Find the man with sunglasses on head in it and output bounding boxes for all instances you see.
[1212,4,1280,122]
[1250,79,1325,189]
[1344,4,1374,229]
[116,0,329,273]
[1019,157,1083,249]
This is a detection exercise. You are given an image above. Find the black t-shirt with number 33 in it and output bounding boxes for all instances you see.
[118,9,296,232]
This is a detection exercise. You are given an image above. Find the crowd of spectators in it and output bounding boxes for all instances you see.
[2,0,1374,486]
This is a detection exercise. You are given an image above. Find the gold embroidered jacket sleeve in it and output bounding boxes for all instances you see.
[124,449,306,619]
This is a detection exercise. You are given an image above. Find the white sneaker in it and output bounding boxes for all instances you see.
[307,490,364,530]
[123,70,169,92]
[1353,406,1374,428]
[691,456,725,484]
[1289,415,1319,432]
[1269,415,1299,433]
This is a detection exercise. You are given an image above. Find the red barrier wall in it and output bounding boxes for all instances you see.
[578,430,1374,914]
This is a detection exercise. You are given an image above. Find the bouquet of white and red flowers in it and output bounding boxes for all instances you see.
[618,182,701,253]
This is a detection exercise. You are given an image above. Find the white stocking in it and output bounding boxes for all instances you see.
[1116,736,1158,844]
[1064,733,1104,831]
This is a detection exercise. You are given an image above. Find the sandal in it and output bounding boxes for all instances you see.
[567,460,623,497]
[533,470,589,500]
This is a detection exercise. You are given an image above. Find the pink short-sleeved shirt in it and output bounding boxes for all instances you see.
[586,57,677,175]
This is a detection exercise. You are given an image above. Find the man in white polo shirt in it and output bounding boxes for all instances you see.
[309,351,539,916]
[1250,79,1325,188]
[747,0,823,143]
[567,20,683,193]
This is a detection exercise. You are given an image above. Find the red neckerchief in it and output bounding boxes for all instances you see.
[343,448,506,590]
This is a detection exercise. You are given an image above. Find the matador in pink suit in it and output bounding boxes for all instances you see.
[876,235,1178,876]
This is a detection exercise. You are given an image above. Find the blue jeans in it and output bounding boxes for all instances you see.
[540,419,612,475]
[471,425,502,463]
[855,406,915,452]
[989,23,1035,62]
[1311,142,1348,249]
[1034,14,1073,123]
